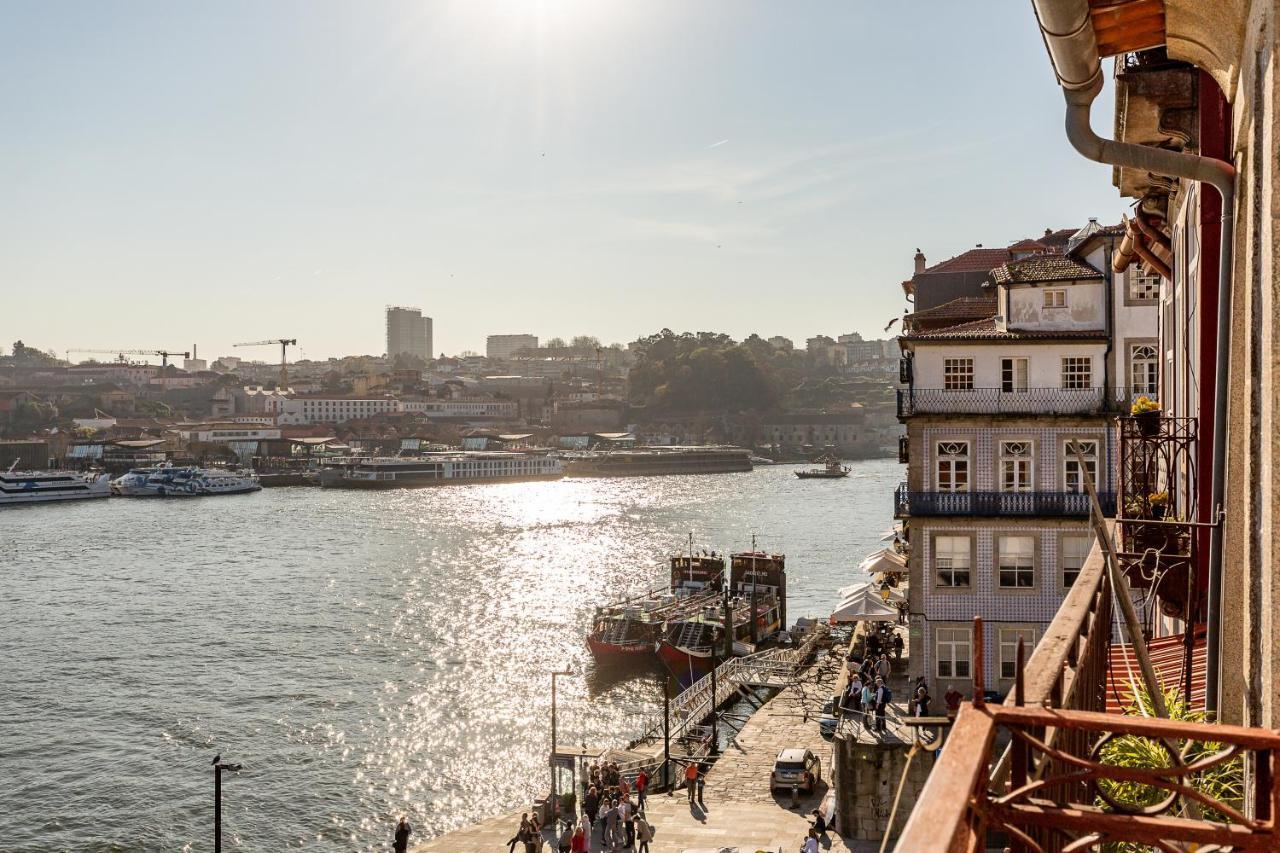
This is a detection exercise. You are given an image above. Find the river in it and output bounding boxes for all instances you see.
[0,458,899,851]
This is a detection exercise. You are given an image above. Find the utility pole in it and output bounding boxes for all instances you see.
[662,679,671,793]
[550,668,573,825]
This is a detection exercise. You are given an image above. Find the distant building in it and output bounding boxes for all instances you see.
[486,334,538,360]
[767,336,794,351]
[278,396,403,425]
[183,344,207,373]
[386,306,433,361]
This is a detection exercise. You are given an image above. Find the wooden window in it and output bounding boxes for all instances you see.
[1063,439,1100,494]
[1061,356,1092,389]
[997,535,1035,588]
[1130,272,1161,301]
[936,441,969,493]
[935,536,971,588]
[1001,357,1029,393]
[1130,344,1159,396]
[935,627,972,678]
[943,358,974,391]
[999,627,1036,679]
[1000,441,1033,492]
[1062,534,1091,588]
[1044,289,1067,308]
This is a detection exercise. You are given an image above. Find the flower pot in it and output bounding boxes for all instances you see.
[1151,504,1167,520]
[1135,411,1161,437]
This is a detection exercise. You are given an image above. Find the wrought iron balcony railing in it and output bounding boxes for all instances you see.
[896,386,1142,418]
[894,483,1115,518]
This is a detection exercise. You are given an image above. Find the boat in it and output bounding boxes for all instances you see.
[587,549,727,660]
[563,446,753,477]
[656,548,787,684]
[795,454,850,479]
[111,464,262,497]
[0,462,111,506]
[318,451,563,488]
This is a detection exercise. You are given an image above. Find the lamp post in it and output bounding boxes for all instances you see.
[211,754,242,853]
[550,668,573,825]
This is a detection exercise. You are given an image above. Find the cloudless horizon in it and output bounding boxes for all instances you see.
[2,1,1127,363]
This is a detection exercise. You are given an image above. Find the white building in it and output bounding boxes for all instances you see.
[277,396,404,425]
[401,397,519,419]
[897,221,1158,699]
[486,334,538,360]
[386,306,433,361]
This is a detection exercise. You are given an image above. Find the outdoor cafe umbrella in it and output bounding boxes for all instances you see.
[829,586,899,623]
[838,580,905,603]
[858,547,907,576]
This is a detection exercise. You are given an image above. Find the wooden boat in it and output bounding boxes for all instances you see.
[795,454,850,479]
[586,551,726,660]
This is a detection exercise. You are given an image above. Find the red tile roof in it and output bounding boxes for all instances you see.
[922,247,1014,274]
[990,255,1104,284]
[905,316,1108,341]
[906,296,998,325]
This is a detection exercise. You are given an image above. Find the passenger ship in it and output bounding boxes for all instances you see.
[563,446,753,477]
[319,451,564,488]
[111,465,262,497]
[0,465,112,506]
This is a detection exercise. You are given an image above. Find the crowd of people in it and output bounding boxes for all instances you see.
[838,620,942,737]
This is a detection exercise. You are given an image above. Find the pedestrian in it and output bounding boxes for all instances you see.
[618,775,630,799]
[604,799,620,851]
[696,761,707,806]
[570,824,587,853]
[877,653,892,680]
[874,676,891,733]
[557,818,574,853]
[635,768,648,810]
[912,684,931,717]
[635,811,654,853]
[801,828,820,853]
[944,685,964,716]
[583,786,599,828]
[860,678,875,729]
[621,795,635,849]
[684,761,699,804]
[810,807,828,836]
[893,633,904,663]
[508,814,531,853]
[845,673,862,720]
[897,599,908,625]
[393,817,412,853]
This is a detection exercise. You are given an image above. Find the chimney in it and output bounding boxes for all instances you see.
[913,248,926,274]
[1045,228,1052,237]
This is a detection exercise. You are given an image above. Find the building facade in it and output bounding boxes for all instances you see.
[277,396,403,425]
[897,224,1156,698]
[486,334,538,360]
[385,306,433,361]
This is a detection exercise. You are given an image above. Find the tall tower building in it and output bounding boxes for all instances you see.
[386,306,433,361]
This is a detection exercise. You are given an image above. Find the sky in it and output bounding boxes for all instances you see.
[1,0,1128,363]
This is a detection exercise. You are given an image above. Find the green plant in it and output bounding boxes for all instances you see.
[1096,684,1244,852]
[1131,396,1161,415]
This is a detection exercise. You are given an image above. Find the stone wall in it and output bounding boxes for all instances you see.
[832,734,935,842]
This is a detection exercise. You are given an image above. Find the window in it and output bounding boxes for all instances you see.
[1044,289,1067,308]
[935,536,971,588]
[1130,272,1161,301]
[1061,357,1092,389]
[1063,439,1100,494]
[935,627,972,678]
[943,358,974,391]
[999,628,1036,679]
[936,441,969,493]
[1062,534,1091,588]
[1000,441,1033,492]
[1130,344,1159,396]
[997,535,1035,588]
[1001,357,1029,393]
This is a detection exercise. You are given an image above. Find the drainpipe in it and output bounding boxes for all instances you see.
[1030,0,1236,715]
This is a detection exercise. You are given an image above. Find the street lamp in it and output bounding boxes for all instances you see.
[550,668,574,826]
[211,754,242,853]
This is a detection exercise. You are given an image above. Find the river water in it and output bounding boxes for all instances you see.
[0,459,899,851]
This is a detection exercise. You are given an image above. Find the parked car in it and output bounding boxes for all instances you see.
[818,696,839,736]
[770,747,821,793]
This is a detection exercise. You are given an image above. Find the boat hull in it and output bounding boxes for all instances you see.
[795,471,849,479]
[656,641,718,685]
[320,472,564,489]
[586,635,656,659]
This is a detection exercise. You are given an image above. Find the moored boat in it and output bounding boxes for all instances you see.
[563,446,752,477]
[0,462,112,507]
[111,464,261,497]
[795,454,850,479]
[319,451,563,488]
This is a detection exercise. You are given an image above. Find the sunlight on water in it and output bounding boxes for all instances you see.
[0,461,898,850]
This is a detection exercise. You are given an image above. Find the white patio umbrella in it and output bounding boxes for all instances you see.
[857,548,907,576]
[838,580,905,603]
[829,586,900,623]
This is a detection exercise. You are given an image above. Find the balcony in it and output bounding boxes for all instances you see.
[894,483,1116,518]
[896,387,1134,418]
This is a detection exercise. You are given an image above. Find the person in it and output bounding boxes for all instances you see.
[801,828,820,853]
[570,824,587,853]
[508,814,531,853]
[944,685,963,716]
[860,678,875,729]
[912,685,931,717]
[845,673,863,721]
[685,761,699,803]
[635,811,654,853]
[893,633,904,663]
[897,599,908,625]
[603,799,620,851]
[874,676,891,733]
[393,817,412,853]
[621,795,635,848]
[618,775,630,799]
[810,807,828,836]
[583,786,600,829]
[696,761,707,806]
[635,769,648,810]
[877,653,892,681]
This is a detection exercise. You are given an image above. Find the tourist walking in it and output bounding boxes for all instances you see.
[603,799,621,851]
[635,768,648,810]
[685,761,699,803]
[860,678,875,729]
[845,672,863,724]
[508,814,531,853]
[893,633,904,663]
[810,807,828,837]
[874,676,892,733]
[583,786,600,829]
[393,817,412,853]
[557,818,574,853]
[912,685,931,717]
[696,761,707,806]
[876,653,892,680]
[570,824,587,853]
[801,828,820,853]
[635,811,654,853]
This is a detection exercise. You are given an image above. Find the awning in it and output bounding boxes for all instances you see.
[858,548,907,575]
[830,587,900,623]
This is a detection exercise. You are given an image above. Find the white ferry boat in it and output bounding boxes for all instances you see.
[111,465,262,497]
[0,465,112,506]
[319,451,564,489]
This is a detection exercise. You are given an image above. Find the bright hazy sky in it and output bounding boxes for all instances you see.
[3,1,1126,363]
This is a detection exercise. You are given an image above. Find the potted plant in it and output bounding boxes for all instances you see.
[1131,395,1162,436]
[1147,491,1169,520]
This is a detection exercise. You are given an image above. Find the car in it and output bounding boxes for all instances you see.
[818,696,839,736]
[770,747,821,793]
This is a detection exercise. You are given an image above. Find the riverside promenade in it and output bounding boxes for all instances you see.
[414,657,876,852]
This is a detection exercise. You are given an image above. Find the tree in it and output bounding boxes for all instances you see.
[571,335,601,350]
[545,337,567,349]
[627,329,779,413]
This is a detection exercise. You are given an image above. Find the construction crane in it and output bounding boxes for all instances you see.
[233,338,297,388]
[67,348,190,367]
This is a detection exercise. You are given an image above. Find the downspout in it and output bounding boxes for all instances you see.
[1030,0,1236,715]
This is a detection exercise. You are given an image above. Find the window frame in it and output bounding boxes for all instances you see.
[997,534,1036,589]
[943,358,975,391]
[936,440,970,493]
[1128,271,1161,303]
[1130,343,1159,396]
[1061,533,1092,588]
[999,439,1034,493]
[1044,289,1067,308]
[1063,439,1101,494]
[998,627,1037,680]
[935,626,973,679]
[1061,356,1093,390]
[1000,356,1029,393]
[933,534,972,589]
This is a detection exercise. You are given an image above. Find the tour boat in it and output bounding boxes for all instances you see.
[0,464,112,507]
[563,446,753,477]
[586,550,727,660]
[111,464,261,497]
[318,452,563,488]
[795,454,851,479]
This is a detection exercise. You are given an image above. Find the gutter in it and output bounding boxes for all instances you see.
[1029,0,1236,715]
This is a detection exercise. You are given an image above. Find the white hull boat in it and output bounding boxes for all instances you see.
[111,465,262,497]
[0,467,112,506]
